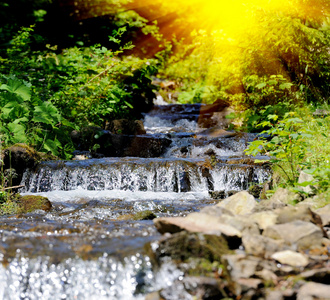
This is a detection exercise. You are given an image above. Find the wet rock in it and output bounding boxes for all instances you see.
[197,128,237,138]
[242,234,285,258]
[133,210,156,221]
[249,211,278,231]
[248,184,263,198]
[216,191,256,215]
[150,231,229,263]
[297,282,330,300]
[98,134,172,157]
[3,144,42,186]
[70,126,104,151]
[105,119,146,135]
[271,250,309,267]
[209,190,226,200]
[263,221,324,250]
[18,195,52,213]
[153,215,242,241]
[72,150,93,160]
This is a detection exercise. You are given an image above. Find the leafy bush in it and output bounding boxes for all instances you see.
[246,108,330,195]
[0,75,74,158]
[0,25,158,157]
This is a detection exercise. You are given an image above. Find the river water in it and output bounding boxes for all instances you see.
[0,103,269,299]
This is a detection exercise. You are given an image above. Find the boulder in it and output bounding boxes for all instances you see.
[263,220,324,250]
[216,191,256,215]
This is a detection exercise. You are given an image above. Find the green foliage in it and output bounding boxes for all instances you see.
[246,107,330,196]
[0,75,74,158]
[245,112,313,186]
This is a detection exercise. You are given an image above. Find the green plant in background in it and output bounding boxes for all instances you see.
[246,107,330,197]
[0,75,74,158]
[245,112,313,187]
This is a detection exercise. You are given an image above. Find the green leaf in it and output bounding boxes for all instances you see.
[7,122,27,143]
[279,82,293,90]
[0,78,31,101]
[33,102,61,125]
[255,82,267,89]
[43,138,61,156]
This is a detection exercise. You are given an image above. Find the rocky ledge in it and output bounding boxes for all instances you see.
[146,190,330,299]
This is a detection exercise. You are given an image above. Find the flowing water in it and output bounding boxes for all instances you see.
[0,103,270,299]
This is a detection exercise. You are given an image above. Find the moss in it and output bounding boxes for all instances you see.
[133,210,157,220]
[18,195,52,213]
[0,194,52,215]
[0,200,21,215]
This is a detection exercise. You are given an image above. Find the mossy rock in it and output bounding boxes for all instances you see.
[133,210,157,221]
[146,231,230,264]
[18,195,52,213]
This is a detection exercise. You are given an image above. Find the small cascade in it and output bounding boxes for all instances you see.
[21,158,208,194]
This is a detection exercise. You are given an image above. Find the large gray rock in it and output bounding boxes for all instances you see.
[216,191,257,215]
[263,220,324,250]
[297,282,330,300]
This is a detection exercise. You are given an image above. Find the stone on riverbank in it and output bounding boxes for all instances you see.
[216,191,257,215]
[263,220,324,250]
